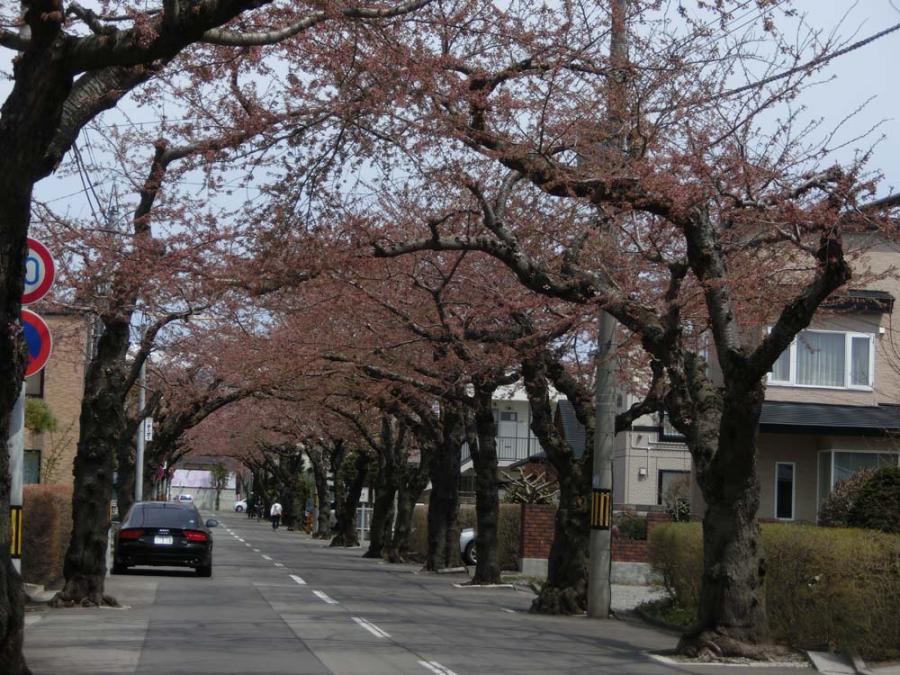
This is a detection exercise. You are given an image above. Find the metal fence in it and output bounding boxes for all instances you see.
[460,436,543,465]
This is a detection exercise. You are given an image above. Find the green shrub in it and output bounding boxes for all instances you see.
[647,522,702,608]
[23,484,73,587]
[409,503,521,570]
[647,522,900,660]
[819,468,876,527]
[847,466,900,534]
[613,511,648,540]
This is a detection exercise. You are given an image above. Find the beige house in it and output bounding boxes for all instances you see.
[24,310,91,485]
[613,239,900,519]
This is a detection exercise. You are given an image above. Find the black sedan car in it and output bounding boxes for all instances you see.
[113,502,218,577]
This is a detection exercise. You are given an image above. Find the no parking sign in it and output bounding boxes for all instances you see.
[22,309,52,377]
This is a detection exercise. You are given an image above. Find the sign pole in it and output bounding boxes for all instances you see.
[8,384,26,573]
[134,362,146,503]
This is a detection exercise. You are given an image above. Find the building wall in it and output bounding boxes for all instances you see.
[25,312,89,486]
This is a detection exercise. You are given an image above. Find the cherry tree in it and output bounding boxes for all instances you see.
[340,0,900,656]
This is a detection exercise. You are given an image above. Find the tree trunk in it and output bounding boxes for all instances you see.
[521,354,594,613]
[331,451,369,547]
[116,438,135,519]
[309,450,331,539]
[0,16,73,671]
[535,460,591,614]
[425,407,463,570]
[387,450,430,563]
[54,318,130,607]
[364,421,403,558]
[469,388,501,584]
[679,384,770,658]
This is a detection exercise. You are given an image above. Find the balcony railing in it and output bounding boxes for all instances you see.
[460,436,543,465]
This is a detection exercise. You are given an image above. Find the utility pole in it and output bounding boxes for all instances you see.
[134,361,146,503]
[587,0,629,619]
[7,384,25,574]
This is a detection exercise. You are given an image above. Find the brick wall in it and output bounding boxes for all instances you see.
[519,504,555,559]
[519,505,671,563]
[25,312,89,485]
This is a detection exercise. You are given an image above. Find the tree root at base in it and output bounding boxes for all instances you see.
[49,592,119,609]
[677,630,793,661]
[530,585,586,615]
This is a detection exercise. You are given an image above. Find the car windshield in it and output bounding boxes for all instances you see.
[127,505,201,529]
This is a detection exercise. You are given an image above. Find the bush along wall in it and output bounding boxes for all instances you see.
[410,504,521,570]
[647,523,900,661]
[23,484,74,588]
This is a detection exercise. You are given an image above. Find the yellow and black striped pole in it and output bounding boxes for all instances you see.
[9,506,23,562]
[590,489,612,530]
[8,384,26,573]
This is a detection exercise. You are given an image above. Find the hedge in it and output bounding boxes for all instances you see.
[410,503,521,570]
[23,484,73,588]
[648,522,900,660]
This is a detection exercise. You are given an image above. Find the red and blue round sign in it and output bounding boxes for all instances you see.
[22,238,56,305]
[22,309,52,377]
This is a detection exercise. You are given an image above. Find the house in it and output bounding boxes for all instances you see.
[23,310,91,485]
[459,384,553,495]
[169,455,242,511]
[687,239,900,522]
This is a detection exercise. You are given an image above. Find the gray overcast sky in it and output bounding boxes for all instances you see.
[5,0,899,214]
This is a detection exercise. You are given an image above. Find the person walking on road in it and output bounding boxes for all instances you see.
[270,500,283,530]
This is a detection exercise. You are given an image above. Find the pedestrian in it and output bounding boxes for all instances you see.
[270,500,283,530]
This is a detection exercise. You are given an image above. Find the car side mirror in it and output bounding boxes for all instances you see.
[205,519,219,528]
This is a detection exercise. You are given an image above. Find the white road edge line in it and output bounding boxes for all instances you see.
[351,617,391,639]
[418,660,457,675]
[289,574,306,585]
[312,590,338,605]
[261,554,272,560]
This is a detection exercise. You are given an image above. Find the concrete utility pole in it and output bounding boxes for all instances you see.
[134,361,146,503]
[8,384,26,574]
[587,0,629,620]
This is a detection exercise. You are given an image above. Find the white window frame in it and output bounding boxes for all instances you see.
[816,449,900,518]
[774,461,796,521]
[767,329,874,391]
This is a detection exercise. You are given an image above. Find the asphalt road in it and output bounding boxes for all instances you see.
[24,513,811,674]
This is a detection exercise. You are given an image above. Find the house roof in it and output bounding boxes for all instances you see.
[552,399,900,451]
[759,401,900,435]
[825,289,894,313]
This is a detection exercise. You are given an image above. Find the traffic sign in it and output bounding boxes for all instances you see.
[22,309,52,377]
[22,238,56,305]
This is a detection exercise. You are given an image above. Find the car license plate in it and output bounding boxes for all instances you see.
[154,535,173,545]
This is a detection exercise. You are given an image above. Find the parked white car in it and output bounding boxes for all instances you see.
[174,494,193,504]
[234,499,247,513]
[460,528,476,565]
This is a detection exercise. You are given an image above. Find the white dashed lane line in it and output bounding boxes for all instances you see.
[261,554,272,561]
[418,661,457,675]
[274,562,284,567]
[289,575,306,585]
[253,548,261,553]
[351,617,390,639]
[312,590,338,605]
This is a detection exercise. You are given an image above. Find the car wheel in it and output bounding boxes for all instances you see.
[464,541,477,566]
[111,562,128,575]
[235,505,244,512]
[196,563,212,578]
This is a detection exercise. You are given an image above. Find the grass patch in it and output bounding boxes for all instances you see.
[637,598,695,630]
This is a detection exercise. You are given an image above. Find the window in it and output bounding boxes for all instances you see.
[658,412,685,442]
[817,450,899,509]
[769,330,873,389]
[25,371,44,398]
[774,462,795,520]
[499,411,518,422]
[24,450,41,485]
[657,470,690,505]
